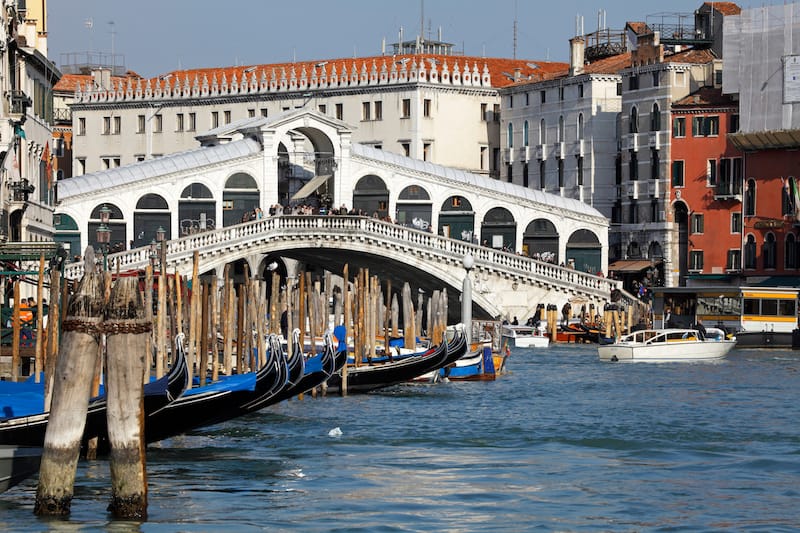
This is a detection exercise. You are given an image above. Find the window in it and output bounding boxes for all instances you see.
[423,143,431,162]
[103,116,111,135]
[727,249,741,270]
[731,212,742,233]
[629,107,639,133]
[744,179,756,216]
[481,103,488,121]
[650,199,659,222]
[689,250,704,271]
[401,143,410,157]
[260,108,268,118]
[493,104,500,122]
[523,163,529,188]
[558,159,564,188]
[539,160,546,189]
[578,84,584,98]
[672,117,686,137]
[577,156,584,186]
[691,213,704,234]
[672,160,685,187]
[616,82,622,96]
[630,151,639,180]
[335,103,343,120]
[540,90,546,104]
[318,104,326,114]
[135,154,145,162]
[652,71,660,87]
[137,115,145,134]
[707,159,717,186]
[629,200,639,223]
[248,109,255,118]
[362,102,371,121]
[188,113,196,131]
[508,94,513,109]
[785,234,798,269]
[506,164,513,182]
[224,110,231,124]
[113,116,121,135]
[523,121,529,147]
[153,114,162,133]
[558,116,565,143]
[744,235,756,270]
[729,114,739,133]
[650,103,660,131]
[650,148,660,179]
[375,101,383,120]
[176,113,184,132]
[692,116,719,136]
[559,86,564,101]
[423,99,431,117]
[402,99,411,118]
[480,146,487,170]
[763,233,777,269]
[211,111,219,128]
[525,92,530,106]
[539,119,546,144]
[782,178,796,216]
[577,113,584,140]
[507,123,513,148]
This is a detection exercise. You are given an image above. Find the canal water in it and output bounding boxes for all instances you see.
[2,344,800,531]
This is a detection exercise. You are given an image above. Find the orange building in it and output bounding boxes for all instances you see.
[670,87,743,285]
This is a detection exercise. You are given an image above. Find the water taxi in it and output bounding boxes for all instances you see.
[598,328,736,362]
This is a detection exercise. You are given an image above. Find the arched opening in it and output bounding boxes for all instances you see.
[223,172,260,226]
[396,185,432,230]
[89,203,126,253]
[134,193,171,249]
[179,183,215,235]
[54,212,81,259]
[8,209,23,242]
[438,196,475,241]
[523,218,559,263]
[763,232,777,269]
[744,234,757,269]
[674,201,689,284]
[566,229,601,273]
[353,175,389,218]
[283,125,337,210]
[480,207,516,250]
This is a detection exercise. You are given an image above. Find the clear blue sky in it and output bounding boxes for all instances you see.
[46,0,759,78]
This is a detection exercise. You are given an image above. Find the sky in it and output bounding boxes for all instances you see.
[46,0,764,78]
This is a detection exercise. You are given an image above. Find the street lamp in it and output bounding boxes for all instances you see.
[156,226,166,243]
[149,239,158,268]
[462,253,474,346]
[96,222,111,271]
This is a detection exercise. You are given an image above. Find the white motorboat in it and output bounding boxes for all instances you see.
[0,445,41,493]
[598,328,736,362]
[501,324,550,348]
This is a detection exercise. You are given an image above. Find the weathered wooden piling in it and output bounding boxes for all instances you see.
[35,249,104,516]
[44,264,62,411]
[105,276,150,520]
[34,254,45,381]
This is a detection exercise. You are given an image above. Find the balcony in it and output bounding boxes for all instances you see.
[623,133,639,152]
[573,139,585,157]
[556,141,566,160]
[649,131,664,150]
[626,181,639,199]
[8,90,31,121]
[714,180,743,200]
[503,147,515,164]
[522,146,530,162]
[536,144,547,161]
[648,179,667,198]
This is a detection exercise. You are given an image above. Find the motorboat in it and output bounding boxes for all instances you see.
[0,445,41,492]
[598,327,736,362]
[501,324,549,348]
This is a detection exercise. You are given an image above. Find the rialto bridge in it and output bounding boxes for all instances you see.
[55,108,624,321]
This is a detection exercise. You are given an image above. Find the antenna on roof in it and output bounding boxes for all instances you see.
[513,0,518,59]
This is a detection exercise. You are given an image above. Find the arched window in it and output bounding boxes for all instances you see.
[650,103,661,131]
[763,232,777,269]
[523,120,529,147]
[782,177,797,216]
[744,179,756,217]
[630,106,639,134]
[744,234,757,269]
[507,122,513,148]
[558,115,565,143]
[577,113,584,140]
[785,233,798,269]
[539,118,546,144]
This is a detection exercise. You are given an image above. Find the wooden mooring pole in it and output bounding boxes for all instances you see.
[35,249,104,516]
[105,276,150,520]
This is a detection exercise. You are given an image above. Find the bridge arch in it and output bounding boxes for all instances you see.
[223,172,260,226]
[353,174,389,217]
[134,193,171,248]
[396,184,432,229]
[481,207,516,250]
[180,183,216,236]
[566,228,601,274]
[438,195,475,242]
[523,218,559,263]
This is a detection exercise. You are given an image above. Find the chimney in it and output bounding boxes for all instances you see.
[92,67,112,90]
[569,36,585,76]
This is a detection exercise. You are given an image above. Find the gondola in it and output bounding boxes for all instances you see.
[0,341,189,448]
[325,334,452,394]
[141,332,290,444]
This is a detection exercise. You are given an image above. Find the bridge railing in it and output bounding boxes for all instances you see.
[64,215,620,299]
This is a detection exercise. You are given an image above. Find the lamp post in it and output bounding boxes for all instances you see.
[156,225,166,275]
[149,239,158,268]
[96,204,112,270]
[462,253,474,346]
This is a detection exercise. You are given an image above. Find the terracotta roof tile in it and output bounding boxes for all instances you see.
[53,71,143,92]
[673,86,737,107]
[664,48,716,64]
[704,2,741,16]
[583,51,632,74]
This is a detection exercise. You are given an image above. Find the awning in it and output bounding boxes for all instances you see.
[290,174,332,201]
[608,260,656,273]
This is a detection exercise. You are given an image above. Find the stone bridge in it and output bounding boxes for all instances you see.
[65,215,628,322]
